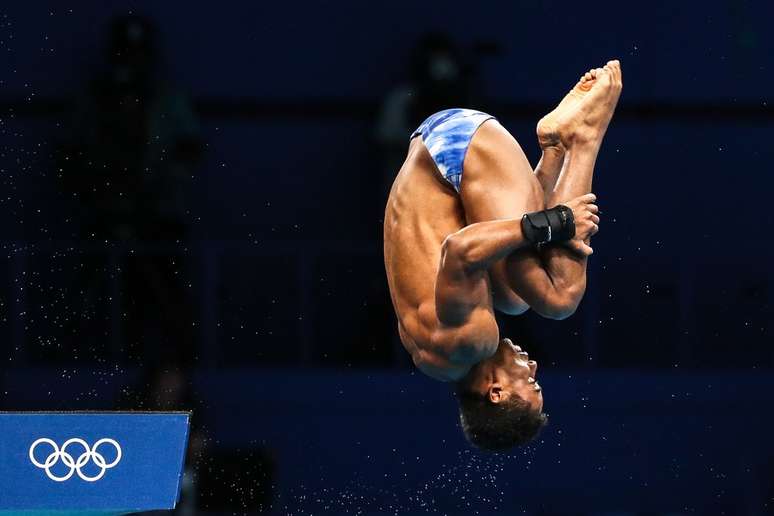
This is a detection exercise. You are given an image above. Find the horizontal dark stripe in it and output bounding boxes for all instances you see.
[0,98,771,122]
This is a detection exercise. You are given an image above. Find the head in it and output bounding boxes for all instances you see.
[408,32,471,125]
[409,32,463,85]
[455,338,547,452]
[105,15,158,95]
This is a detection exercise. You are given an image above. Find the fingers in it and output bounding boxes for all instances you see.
[576,193,596,204]
[590,213,600,224]
[587,203,599,214]
[590,222,599,236]
[577,242,594,256]
[565,237,595,257]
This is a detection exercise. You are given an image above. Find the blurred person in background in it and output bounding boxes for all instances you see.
[373,33,483,364]
[375,33,477,205]
[56,14,203,365]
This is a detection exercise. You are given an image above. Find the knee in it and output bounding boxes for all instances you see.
[545,304,577,320]
[492,292,529,315]
[494,295,531,316]
[488,268,531,315]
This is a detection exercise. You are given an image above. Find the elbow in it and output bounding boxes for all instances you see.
[536,287,584,320]
[441,232,478,270]
[544,302,578,320]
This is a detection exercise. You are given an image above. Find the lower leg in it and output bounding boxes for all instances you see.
[545,139,600,207]
[532,68,599,201]
[509,61,622,293]
[524,139,602,284]
[533,146,565,203]
[457,61,621,314]
[502,61,622,306]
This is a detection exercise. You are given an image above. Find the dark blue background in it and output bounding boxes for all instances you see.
[1,1,773,514]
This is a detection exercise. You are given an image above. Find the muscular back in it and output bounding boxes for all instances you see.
[384,138,487,380]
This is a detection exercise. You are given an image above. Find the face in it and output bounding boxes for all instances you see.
[487,338,544,412]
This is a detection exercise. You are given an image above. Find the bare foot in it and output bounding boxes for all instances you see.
[536,70,596,149]
[537,60,623,149]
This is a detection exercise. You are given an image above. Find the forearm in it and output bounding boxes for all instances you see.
[452,210,588,320]
[443,218,531,273]
[540,245,587,310]
[434,219,527,333]
[503,249,586,320]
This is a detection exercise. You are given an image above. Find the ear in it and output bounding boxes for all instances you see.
[488,384,504,403]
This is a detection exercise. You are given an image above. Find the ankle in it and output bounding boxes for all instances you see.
[540,144,567,157]
[568,132,602,150]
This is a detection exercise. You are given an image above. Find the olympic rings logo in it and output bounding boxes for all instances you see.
[29,438,122,482]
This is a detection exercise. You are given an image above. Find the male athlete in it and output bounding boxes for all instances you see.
[384,60,622,451]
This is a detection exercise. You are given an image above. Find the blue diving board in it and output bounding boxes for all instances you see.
[0,412,190,516]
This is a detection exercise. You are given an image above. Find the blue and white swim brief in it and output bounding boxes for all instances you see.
[410,108,496,192]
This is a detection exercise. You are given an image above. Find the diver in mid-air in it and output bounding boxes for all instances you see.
[384,61,622,451]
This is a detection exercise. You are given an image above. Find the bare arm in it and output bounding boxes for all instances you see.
[504,61,622,317]
[437,191,598,329]
[502,192,599,320]
[434,218,530,327]
[460,120,600,320]
[425,216,545,369]
[534,143,602,312]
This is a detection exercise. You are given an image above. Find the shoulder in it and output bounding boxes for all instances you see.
[414,329,497,382]
[412,348,471,382]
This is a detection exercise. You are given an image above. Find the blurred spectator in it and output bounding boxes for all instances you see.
[375,32,478,205]
[373,33,485,365]
[56,14,203,364]
[59,14,202,240]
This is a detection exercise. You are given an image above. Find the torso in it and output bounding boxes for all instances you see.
[383,138,470,381]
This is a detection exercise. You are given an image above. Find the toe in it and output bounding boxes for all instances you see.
[598,69,613,88]
[607,60,622,83]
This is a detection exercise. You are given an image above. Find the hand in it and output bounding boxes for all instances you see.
[561,193,599,256]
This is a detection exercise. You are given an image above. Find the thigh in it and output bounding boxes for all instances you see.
[459,119,544,314]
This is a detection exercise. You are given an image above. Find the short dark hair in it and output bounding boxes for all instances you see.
[456,387,548,452]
